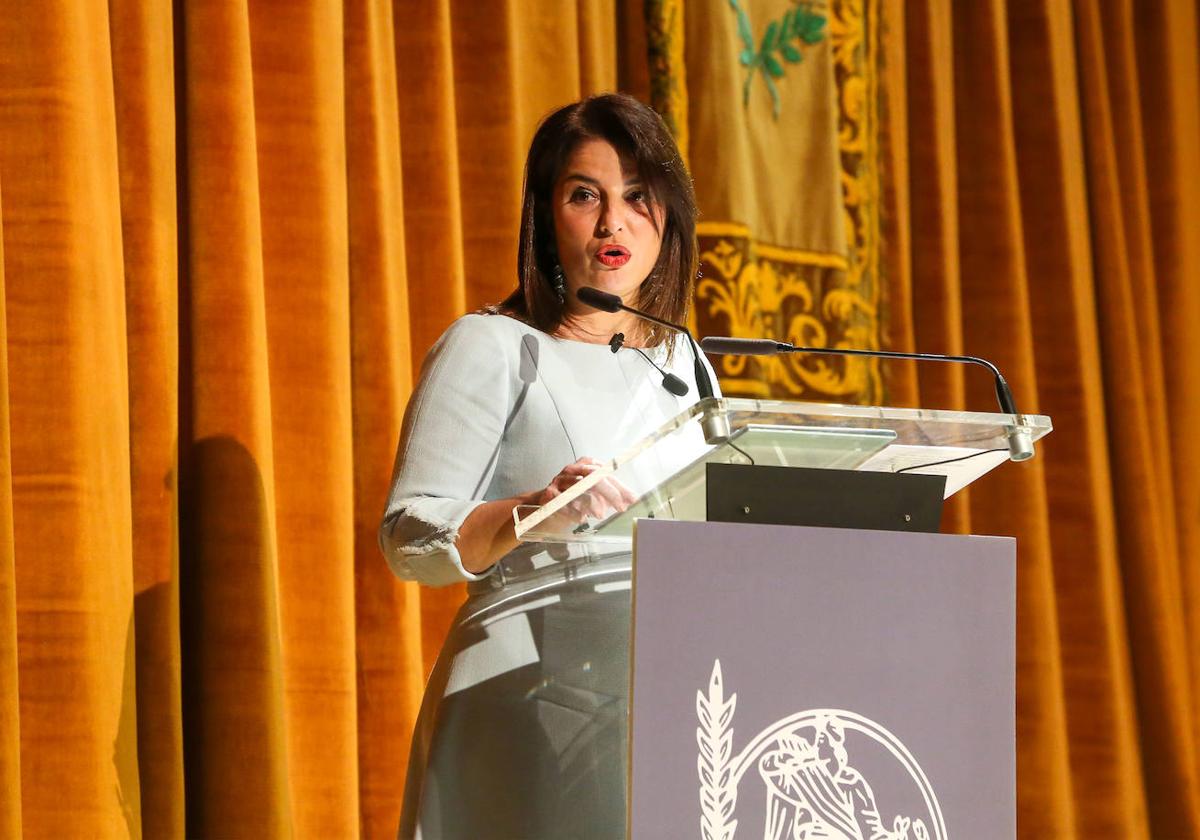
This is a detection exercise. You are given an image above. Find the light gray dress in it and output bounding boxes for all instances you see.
[380,313,716,839]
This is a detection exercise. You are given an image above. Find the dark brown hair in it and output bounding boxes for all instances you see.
[497,93,698,347]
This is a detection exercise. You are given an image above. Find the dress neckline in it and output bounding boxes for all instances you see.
[492,312,669,353]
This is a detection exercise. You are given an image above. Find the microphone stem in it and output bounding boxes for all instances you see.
[785,344,1001,380]
[617,302,714,401]
[782,344,1018,416]
[615,303,679,334]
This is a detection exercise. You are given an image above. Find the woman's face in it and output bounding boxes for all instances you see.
[551,138,664,309]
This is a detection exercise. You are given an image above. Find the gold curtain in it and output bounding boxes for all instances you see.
[0,1,643,836]
[881,0,1200,835]
[5,0,1200,837]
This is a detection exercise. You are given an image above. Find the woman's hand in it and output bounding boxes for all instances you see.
[456,457,638,575]
[536,457,638,523]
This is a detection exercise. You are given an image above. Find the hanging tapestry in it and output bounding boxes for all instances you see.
[647,0,882,402]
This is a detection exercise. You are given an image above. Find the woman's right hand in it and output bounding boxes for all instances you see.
[536,457,638,523]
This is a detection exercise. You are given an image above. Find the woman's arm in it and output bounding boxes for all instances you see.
[380,316,518,585]
[453,493,539,575]
[381,316,637,584]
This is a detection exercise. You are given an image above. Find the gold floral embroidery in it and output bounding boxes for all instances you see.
[696,232,880,400]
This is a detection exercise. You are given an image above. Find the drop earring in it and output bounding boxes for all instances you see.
[551,265,566,303]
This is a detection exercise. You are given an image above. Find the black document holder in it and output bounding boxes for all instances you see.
[705,463,947,533]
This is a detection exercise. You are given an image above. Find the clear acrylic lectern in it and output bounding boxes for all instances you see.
[514,396,1052,545]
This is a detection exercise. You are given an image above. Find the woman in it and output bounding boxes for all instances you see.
[381,93,716,839]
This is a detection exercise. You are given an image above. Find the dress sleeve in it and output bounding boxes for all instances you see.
[379,316,514,586]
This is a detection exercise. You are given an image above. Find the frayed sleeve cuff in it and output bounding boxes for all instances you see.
[378,496,493,586]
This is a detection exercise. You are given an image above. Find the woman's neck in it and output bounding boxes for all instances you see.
[555,308,646,346]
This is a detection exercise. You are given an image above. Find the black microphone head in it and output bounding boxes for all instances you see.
[608,332,625,353]
[576,286,623,313]
[699,336,782,356]
[661,373,690,397]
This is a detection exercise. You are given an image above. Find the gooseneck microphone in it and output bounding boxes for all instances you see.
[577,287,714,400]
[609,332,690,397]
[699,336,1034,461]
[577,287,729,441]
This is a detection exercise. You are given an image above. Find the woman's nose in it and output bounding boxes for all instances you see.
[596,203,623,236]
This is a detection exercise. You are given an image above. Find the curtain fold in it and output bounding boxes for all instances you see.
[394,0,463,373]
[0,1,142,835]
[109,0,183,832]
[177,1,294,836]
[1140,5,1200,678]
[345,2,425,837]
[0,174,23,839]
[1004,1,1150,833]
[1139,10,1200,814]
[248,1,362,835]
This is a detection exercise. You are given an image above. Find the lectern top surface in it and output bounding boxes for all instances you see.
[513,398,1051,545]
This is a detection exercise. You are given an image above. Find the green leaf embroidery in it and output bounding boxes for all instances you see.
[761,20,780,53]
[732,0,754,50]
[763,52,784,78]
[729,0,827,119]
[763,71,781,114]
[795,11,827,45]
[780,9,795,41]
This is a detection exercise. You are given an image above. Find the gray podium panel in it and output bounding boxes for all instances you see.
[629,520,1015,840]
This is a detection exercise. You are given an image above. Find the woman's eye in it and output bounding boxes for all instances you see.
[570,188,597,203]
[626,190,646,203]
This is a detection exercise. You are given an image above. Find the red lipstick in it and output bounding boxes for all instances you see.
[596,244,631,268]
